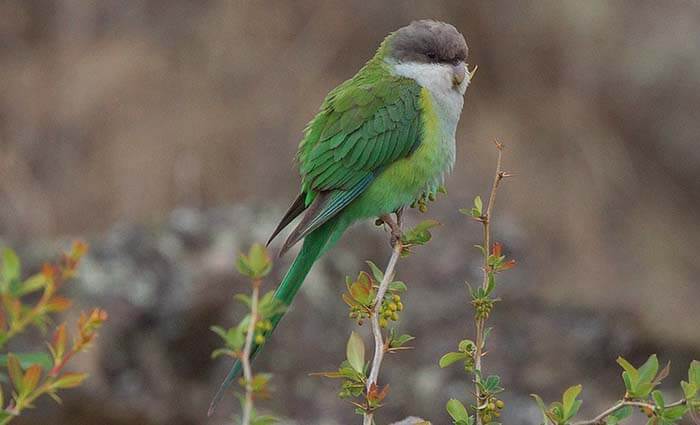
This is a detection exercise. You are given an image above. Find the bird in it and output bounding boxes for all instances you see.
[209,19,472,414]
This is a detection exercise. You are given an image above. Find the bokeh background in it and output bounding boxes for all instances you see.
[1,1,699,424]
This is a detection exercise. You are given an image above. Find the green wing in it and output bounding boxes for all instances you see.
[275,65,424,254]
[299,74,423,196]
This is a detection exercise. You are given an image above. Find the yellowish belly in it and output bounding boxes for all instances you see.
[345,88,454,219]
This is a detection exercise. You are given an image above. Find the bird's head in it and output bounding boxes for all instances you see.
[383,20,472,94]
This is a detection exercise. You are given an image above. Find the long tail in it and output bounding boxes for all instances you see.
[208,218,340,415]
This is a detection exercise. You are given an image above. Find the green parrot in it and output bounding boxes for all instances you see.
[209,19,471,414]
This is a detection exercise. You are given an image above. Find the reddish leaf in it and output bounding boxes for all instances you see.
[491,242,503,257]
[45,296,72,313]
[22,364,42,394]
[500,259,517,271]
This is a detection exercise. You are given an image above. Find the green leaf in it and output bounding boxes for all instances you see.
[0,352,53,370]
[617,356,640,388]
[439,352,467,368]
[531,394,549,425]
[486,272,495,295]
[388,330,414,348]
[635,382,653,398]
[51,372,87,389]
[7,354,24,393]
[690,360,700,387]
[681,381,697,399]
[234,293,252,307]
[458,339,475,352]
[1,248,20,285]
[446,399,470,422]
[346,331,365,374]
[563,385,582,418]
[638,355,659,385]
[248,243,272,278]
[606,405,632,424]
[622,372,633,393]
[210,348,234,359]
[251,415,279,425]
[401,219,440,246]
[652,390,665,410]
[659,404,688,421]
[235,255,254,278]
[481,375,504,394]
[17,273,47,296]
[388,281,407,292]
[366,261,384,282]
[474,196,483,214]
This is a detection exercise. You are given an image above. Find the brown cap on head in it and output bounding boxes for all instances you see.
[388,20,468,65]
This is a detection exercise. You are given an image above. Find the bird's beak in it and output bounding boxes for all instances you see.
[452,62,466,87]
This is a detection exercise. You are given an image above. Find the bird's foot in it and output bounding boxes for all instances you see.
[379,213,403,248]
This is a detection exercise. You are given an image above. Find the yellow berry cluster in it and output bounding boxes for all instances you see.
[379,294,404,328]
[480,398,505,423]
[410,193,432,213]
[348,305,370,325]
[247,318,273,345]
[472,297,495,320]
[410,186,446,213]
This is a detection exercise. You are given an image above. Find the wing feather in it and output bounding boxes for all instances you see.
[272,64,424,253]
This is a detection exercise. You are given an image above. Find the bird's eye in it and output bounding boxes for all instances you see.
[426,52,437,61]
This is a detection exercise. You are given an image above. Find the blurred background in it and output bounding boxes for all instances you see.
[1,1,699,424]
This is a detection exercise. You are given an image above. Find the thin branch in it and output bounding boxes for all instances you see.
[241,279,261,425]
[473,141,506,425]
[364,219,403,425]
[571,398,687,425]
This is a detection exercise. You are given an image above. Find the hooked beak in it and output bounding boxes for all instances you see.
[452,63,478,89]
[452,62,466,87]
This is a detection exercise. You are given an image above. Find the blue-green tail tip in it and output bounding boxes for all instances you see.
[208,359,242,416]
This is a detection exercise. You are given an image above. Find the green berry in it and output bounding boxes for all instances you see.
[496,400,504,409]
[391,312,399,321]
[255,334,265,345]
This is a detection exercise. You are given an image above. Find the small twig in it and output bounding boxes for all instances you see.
[364,215,403,425]
[571,399,687,425]
[473,141,506,425]
[241,279,261,425]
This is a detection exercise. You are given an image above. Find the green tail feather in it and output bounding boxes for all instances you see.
[208,218,342,415]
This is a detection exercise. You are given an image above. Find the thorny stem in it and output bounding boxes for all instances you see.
[241,279,261,425]
[473,142,506,425]
[363,214,403,425]
[571,399,688,425]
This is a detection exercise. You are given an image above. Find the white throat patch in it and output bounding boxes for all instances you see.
[387,60,467,136]
[386,59,470,186]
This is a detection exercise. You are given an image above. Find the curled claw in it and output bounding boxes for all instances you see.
[379,214,403,248]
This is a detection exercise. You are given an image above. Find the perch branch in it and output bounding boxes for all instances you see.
[571,399,687,425]
[241,279,261,425]
[363,214,403,425]
[473,141,507,425]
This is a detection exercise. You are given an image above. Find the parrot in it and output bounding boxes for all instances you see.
[209,19,471,414]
